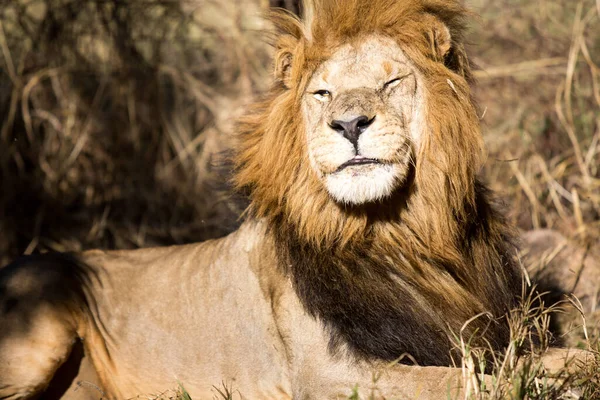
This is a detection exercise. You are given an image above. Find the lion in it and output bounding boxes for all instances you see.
[0,0,590,399]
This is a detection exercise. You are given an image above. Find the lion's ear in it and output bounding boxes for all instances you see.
[427,16,472,79]
[274,33,300,88]
[428,18,452,61]
[271,1,312,88]
[275,48,294,88]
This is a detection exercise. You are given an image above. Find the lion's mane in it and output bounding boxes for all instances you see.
[234,0,521,366]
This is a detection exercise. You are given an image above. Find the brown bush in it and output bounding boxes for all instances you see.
[470,0,600,239]
[1,0,598,266]
[0,0,272,265]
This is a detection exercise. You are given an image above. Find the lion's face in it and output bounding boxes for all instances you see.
[302,36,424,205]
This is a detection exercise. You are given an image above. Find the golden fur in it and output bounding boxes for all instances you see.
[1,1,571,399]
[234,0,520,365]
[236,0,478,249]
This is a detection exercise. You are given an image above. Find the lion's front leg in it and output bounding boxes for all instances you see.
[293,361,466,400]
[279,292,466,399]
[293,348,591,400]
[0,255,87,400]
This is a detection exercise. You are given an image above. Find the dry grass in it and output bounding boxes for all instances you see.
[0,0,272,266]
[470,0,600,350]
[471,0,600,238]
[1,0,599,398]
[460,1,600,396]
[455,287,600,399]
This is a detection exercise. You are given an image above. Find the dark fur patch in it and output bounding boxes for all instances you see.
[235,0,523,369]
[274,180,521,367]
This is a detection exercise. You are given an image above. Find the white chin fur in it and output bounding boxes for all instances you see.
[324,164,401,205]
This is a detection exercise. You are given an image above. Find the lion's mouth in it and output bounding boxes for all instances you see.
[336,156,381,172]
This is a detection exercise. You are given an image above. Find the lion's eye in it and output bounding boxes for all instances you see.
[384,77,403,89]
[313,90,332,102]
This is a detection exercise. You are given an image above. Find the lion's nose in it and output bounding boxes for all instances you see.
[329,115,374,150]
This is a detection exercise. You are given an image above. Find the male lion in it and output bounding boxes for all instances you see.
[0,0,588,399]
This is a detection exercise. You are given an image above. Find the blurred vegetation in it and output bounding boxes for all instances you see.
[1,0,599,398]
[470,0,600,239]
[1,0,597,267]
[0,0,273,265]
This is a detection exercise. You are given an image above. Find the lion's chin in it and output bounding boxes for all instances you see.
[324,163,404,205]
